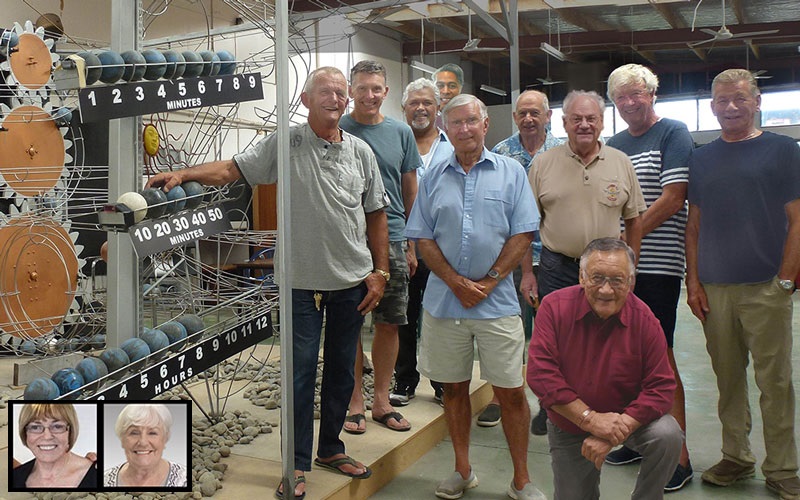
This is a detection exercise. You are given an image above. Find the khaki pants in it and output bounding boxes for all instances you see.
[703,278,798,480]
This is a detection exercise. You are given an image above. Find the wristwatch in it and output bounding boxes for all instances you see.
[778,278,794,291]
[487,269,501,281]
[374,269,390,283]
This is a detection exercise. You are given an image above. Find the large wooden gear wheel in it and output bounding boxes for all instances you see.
[0,216,79,338]
[0,105,66,197]
[9,32,54,90]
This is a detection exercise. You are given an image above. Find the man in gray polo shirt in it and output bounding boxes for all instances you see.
[147,66,389,500]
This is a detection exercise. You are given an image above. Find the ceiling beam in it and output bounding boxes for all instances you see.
[631,45,657,65]
[731,0,749,25]
[649,2,687,29]
[689,46,707,62]
[557,7,617,32]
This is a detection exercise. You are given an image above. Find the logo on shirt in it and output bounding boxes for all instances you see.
[604,183,620,202]
[290,133,302,148]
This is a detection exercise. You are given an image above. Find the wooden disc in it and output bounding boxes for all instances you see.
[9,32,53,89]
[0,105,65,197]
[0,217,78,338]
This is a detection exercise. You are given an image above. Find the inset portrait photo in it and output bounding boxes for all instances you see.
[102,402,191,491]
[9,402,99,491]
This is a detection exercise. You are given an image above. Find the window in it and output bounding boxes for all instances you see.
[761,90,800,127]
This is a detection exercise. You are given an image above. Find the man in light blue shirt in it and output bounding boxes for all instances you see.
[406,94,545,500]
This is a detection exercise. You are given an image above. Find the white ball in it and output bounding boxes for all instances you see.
[117,191,148,223]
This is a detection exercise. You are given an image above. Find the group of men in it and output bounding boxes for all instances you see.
[147,61,800,500]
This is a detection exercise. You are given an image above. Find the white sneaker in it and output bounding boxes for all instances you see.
[508,481,547,500]
[435,469,479,499]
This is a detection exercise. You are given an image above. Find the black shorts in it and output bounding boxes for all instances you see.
[633,273,682,348]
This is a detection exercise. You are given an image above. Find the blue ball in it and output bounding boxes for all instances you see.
[216,50,236,75]
[121,337,151,362]
[100,347,130,372]
[51,368,85,396]
[140,188,168,219]
[121,50,147,82]
[76,357,108,383]
[89,333,106,349]
[97,50,125,84]
[160,321,188,350]
[1,30,19,48]
[20,339,38,355]
[141,328,170,354]
[181,181,205,209]
[162,50,185,79]
[52,107,72,127]
[181,51,203,78]
[199,50,221,76]
[142,49,167,80]
[177,314,205,336]
[76,51,102,85]
[166,185,187,213]
[24,378,60,400]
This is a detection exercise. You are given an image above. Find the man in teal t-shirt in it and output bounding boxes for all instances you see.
[340,60,422,434]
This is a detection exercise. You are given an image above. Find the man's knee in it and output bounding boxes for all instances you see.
[640,414,683,456]
[443,381,471,399]
[494,385,528,409]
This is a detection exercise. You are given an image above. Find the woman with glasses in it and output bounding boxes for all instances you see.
[13,403,98,488]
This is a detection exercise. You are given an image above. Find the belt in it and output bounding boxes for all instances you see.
[544,247,580,264]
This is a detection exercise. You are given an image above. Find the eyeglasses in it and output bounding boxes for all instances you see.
[447,116,483,129]
[567,114,600,126]
[26,422,70,434]
[584,273,630,290]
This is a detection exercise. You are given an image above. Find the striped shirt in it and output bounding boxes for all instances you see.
[608,118,693,277]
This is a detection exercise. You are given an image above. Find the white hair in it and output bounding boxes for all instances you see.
[606,63,659,102]
[115,404,173,441]
[441,93,488,125]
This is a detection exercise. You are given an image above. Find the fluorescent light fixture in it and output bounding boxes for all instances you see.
[410,60,436,74]
[480,84,507,97]
[540,42,566,62]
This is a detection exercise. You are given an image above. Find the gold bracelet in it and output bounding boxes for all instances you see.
[578,408,593,427]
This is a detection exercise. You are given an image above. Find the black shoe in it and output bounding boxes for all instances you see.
[433,384,444,407]
[531,406,548,435]
[477,403,501,427]
[664,462,693,492]
[605,446,642,465]
[390,384,415,407]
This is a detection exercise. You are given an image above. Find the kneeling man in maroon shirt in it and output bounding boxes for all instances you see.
[527,237,682,499]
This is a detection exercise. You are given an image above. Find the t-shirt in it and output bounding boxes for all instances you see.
[608,118,693,277]
[234,123,388,290]
[339,115,422,241]
[688,131,800,284]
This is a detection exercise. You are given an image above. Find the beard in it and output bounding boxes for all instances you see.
[411,116,431,130]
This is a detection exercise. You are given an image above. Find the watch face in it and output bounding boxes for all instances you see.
[488,269,500,279]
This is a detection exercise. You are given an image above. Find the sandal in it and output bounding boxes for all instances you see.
[343,413,367,435]
[274,475,305,500]
[373,411,411,432]
[314,455,372,479]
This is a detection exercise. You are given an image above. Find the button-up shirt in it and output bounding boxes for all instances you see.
[527,285,676,435]
[418,129,454,180]
[406,148,539,319]
[491,131,563,173]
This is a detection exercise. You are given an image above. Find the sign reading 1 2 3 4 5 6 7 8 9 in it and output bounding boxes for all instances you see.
[78,72,264,122]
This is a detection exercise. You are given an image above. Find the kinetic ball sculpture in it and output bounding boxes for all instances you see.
[120,337,151,362]
[76,357,109,384]
[100,347,130,373]
[181,51,204,78]
[76,50,102,85]
[139,188,168,219]
[51,368,85,396]
[120,50,147,82]
[166,185,187,213]
[141,328,170,354]
[24,377,60,400]
[141,49,167,80]
[216,50,236,75]
[181,181,205,209]
[160,320,188,351]
[117,191,148,223]
[177,314,205,336]
[162,50,186,79]
[97,50,125,84]
[198,50,221,76]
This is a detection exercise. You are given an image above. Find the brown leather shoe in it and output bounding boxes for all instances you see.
[701,459,755,486]
[766,476,800,500]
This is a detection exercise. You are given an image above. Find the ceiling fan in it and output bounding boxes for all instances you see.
[689,0,778,47]
[431,7,505,54]
[536,56,565,86]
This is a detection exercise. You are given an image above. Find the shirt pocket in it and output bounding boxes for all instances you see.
[597,177,630,208]
[483,189,511,229]
[607,353,642,401]
[336,167,366,209]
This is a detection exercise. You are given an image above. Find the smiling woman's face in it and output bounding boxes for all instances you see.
[25,417,70,464]
[121,425,167,469]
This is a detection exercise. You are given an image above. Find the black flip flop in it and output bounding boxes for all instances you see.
[314,456,372,479]
[373,411,411,432]
[274,475,306,500]
[343,413,366,434]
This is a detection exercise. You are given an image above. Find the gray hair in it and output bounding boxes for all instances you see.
[606,63,659,102]
[563,90,606,117]
[441,93,488,126]
[349,60,387,85]
[115,404,173,441]
[517,89,550,113]
[712,68,760,97]
[303,66,346,93]
[579,238,636,275]
[432,63,464,87]
[402,78,440,108]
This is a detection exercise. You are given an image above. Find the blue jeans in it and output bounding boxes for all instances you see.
[292,284,366,471]
[538,246,580,299]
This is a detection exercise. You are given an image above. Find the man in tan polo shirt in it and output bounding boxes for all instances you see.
[520,90,645,311]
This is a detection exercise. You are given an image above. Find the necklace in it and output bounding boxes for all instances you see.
[728,130,761,142]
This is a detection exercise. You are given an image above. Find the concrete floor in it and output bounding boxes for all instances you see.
[1,287,799,499]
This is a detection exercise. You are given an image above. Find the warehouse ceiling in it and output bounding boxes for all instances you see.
[281,0,800,102]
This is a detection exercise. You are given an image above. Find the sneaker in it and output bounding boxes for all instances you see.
[507,481,547,500]
[477,403,501,427]
[433,384,445,407]
[531,406,548,436]
[700,459,755,486]
[766,476,800,499]
[664,462,693,492]
[605,446,642,466]
[435,469,479,499]
[389,385,415,407]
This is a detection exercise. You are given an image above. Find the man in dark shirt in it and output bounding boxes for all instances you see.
[528,238,681,499]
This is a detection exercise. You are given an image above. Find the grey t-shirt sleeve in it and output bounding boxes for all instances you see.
[400,126,423,174]
[232,131,279,186]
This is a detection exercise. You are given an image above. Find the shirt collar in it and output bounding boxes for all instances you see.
[565,140,606,162]
[446,147,496,174]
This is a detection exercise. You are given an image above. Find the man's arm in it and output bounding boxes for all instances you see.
[475,232,534,297]
[777,198,800,283]
[401,170,419,278]
[623,215,643,261]
[685,203,709,321]
[519,245,538,307]
[640,183,687,236]
[146,160,242,191]
[359,209,389,315]
[418,238,487,308]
